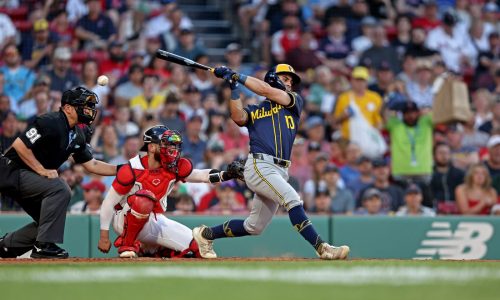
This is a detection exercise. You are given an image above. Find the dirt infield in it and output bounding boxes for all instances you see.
[1,257,499,264]
[0,257,316,264]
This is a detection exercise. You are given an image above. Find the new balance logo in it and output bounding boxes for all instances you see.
[414,222,493,260]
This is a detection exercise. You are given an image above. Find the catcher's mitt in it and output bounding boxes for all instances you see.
[225,160,245,181]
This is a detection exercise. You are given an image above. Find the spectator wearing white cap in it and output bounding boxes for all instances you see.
[45,47,81,95]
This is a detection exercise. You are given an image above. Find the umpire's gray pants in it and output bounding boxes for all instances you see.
[2,169,71,251]
[243,154,302,235]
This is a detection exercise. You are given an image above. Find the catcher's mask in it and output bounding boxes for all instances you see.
[61,87,99,125]
[264,64,301,91]
[159,130,182,170]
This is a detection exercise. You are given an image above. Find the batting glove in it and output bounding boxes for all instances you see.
[214,66,235,79]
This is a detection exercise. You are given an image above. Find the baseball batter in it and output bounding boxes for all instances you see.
[98,126,242,258]
[193,64,350,260]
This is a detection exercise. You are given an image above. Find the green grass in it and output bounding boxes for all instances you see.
[1,260,499,300]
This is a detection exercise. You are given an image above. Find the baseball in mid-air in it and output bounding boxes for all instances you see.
[97,75,109,86]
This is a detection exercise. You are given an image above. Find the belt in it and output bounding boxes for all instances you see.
[252,153,291,168]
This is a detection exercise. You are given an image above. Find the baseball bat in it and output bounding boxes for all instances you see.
[155,49,214,72]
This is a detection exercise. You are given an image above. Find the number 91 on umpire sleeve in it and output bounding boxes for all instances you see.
[26,128,41,144]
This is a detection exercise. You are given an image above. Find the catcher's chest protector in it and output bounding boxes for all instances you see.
[134,169,177,213]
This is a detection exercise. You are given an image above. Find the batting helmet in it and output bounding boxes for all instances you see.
[61,87,99,125]
[140,125,169,152]
[264,64,301,91]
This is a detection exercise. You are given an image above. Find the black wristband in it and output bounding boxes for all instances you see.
[209,169,222,183]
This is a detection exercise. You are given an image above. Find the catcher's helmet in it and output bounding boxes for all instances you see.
[61,87,99,125]
[140,125,169,152]
[264,64,301,91]
[159,130,182,170]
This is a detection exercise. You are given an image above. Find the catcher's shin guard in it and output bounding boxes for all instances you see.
[117,190,156,257]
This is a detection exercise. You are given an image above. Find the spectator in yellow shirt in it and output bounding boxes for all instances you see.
[333,66,383,139]
[130,74,165,123]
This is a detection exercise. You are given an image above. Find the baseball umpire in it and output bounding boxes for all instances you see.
[192,64,350,260]
[0,87,119,259]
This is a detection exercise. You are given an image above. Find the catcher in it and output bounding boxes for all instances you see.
[98,125,244,258]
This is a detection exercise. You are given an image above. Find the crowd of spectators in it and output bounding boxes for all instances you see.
[0,0,499,217]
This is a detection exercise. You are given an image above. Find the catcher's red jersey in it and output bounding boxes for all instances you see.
[112,155,192,213]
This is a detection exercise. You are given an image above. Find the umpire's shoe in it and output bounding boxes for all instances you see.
[316,243,350,260]
[30,242,69,259]
[0,234,17,258]
[192,225,217,259]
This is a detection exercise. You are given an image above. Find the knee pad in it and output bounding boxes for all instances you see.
[127,189,156,216]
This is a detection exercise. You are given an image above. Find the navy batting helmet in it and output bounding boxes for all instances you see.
[140,125,169,152]
[61,87,99,125]
[264,64,301,91]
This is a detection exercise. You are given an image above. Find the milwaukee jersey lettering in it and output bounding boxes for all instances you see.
[244,91,303,160]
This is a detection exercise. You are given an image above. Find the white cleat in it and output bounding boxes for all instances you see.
[316,243,350,260]
[192,225,217,259]
[119,251,138,258]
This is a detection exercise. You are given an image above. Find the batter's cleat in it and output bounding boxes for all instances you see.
[192,225,217,259]
[30,242,69,259]
[316,243,350,260]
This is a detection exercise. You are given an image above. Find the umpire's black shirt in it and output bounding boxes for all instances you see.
[5,111,93,171]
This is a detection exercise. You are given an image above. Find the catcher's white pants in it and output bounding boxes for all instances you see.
[112,204,193,252]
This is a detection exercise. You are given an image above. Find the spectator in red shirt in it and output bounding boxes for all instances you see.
[217,117,250,160]
[455,163,497,215]
[100,41,130,87]
[412,1,441,31]
[197,181,247,213]
[271,15,302,63]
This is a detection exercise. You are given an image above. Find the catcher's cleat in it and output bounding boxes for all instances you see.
[316,243,350,260]
[192,225,217,259]
[115,239,141,258]
[119,250,138,258]
[118,242,140,258]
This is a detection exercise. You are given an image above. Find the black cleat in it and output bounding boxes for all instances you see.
[0,234,17,258]
[30,242,69,259]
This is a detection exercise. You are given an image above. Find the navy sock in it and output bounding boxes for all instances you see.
[288,205,324,250]
[202,220,250,240]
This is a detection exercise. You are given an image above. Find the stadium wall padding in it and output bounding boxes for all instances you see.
[1,215,499,259]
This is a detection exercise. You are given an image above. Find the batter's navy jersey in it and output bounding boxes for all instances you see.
[243,91,303,161]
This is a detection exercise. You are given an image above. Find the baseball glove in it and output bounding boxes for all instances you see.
[225,160,245,181]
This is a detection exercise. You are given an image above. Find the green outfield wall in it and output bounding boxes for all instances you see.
[1,214,499,259]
